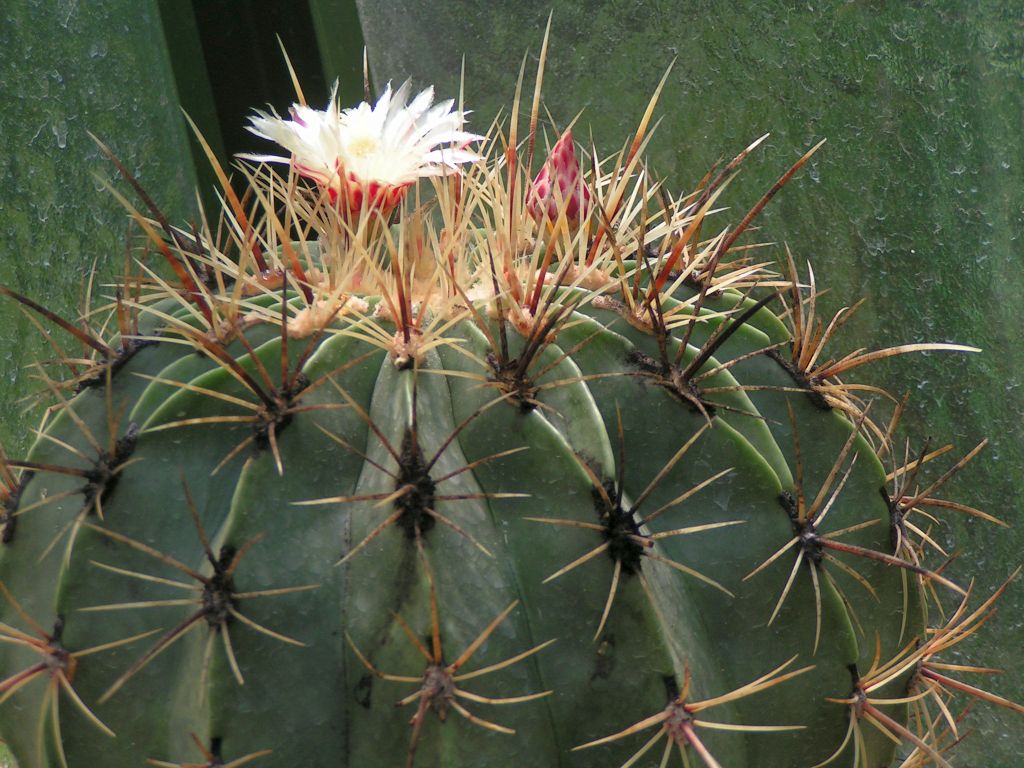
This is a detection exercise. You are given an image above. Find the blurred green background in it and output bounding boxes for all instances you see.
[1,0,1021,764]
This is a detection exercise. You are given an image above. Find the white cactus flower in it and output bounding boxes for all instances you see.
[242,81,483,216]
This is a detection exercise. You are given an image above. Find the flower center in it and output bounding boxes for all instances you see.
[347,133,380,158]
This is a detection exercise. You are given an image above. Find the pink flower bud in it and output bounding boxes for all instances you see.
[526,130,591,227]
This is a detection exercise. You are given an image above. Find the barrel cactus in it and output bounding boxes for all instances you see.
[1,55,1020,768]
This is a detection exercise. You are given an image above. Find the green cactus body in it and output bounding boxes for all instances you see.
[0,74,1016,768]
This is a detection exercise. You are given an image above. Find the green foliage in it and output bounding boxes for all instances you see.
[0,0,200,455]
[1,18,1019,761]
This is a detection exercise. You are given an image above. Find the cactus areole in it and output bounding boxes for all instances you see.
[0,60,1020,768]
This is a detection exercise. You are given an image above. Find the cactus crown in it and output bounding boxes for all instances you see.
[0,38,1020,768]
